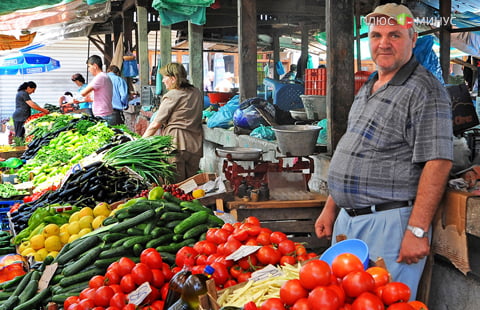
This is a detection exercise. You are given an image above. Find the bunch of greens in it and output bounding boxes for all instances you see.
[103,135,176,184]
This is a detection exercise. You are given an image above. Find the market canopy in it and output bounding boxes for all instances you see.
[0,52,60,75]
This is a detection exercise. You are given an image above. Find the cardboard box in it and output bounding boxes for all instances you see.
[176,172,234,206]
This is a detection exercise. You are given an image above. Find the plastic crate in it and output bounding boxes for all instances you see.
[355,71,372,94]
[305,68,327,95]
[263,78,304,111]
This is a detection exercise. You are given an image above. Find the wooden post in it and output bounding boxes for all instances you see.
[326,0,354,154]
[188,22,204,90]
[160,23,171,76]
[136,4,149,86]
[238,0,257,101]
[273,31,280,80]
[439,0,451,83]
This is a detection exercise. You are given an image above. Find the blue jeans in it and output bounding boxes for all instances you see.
[100,114,115,126]
[332,206,429,300]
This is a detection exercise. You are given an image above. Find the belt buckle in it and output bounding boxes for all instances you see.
[345,208,358,216]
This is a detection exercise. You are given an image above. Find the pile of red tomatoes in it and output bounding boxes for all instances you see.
[174,216,318,289]
[262,253,428,310]
[162,184,193,201]
[64,248,172,310]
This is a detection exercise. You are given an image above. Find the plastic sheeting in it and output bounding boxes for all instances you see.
[152,0,214,26]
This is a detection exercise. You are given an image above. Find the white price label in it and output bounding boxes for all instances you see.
[226,245,262,261]
[179,179,198,194]
[250,264,283,282]
[38,263,58,291]
[128,282,152,306]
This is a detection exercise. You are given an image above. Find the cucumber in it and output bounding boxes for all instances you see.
[123,235,151,248]
[12,287,50,310]
[152,227,173,238]
[56,235,101,265]
[165,219,183,229]
[0,291,12,301]
[112,235,134,247]
[59,267,103,288]
[180,200,213,214]
[133,243,144,256]
[99,246,133,259]
[207,214,225,227]
[55,280,90,295]
[163,192,183,204]
[183,224,210,239]
[109,209,156,233]
[128,201,157,213]
[127,227,145,235]
[102,232,129,243]
[17,279,38,304]
[155,238,196,253]
[0,274,24,291]
[160,211,190,221]
[50,292,79,304]
[173,211,210,234]
[159,251,176,265]
[0,295,19,310]
[172,234,184,242]
[102,216,118,226]
[162,201,183,212]
[62,246,103,276]
[145,233,175,249]
[94,257,122,269]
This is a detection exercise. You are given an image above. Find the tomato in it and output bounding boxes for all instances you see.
[366,267,390,289]
[206,228,220,244]
[214,228,230,244]
[160,282,169,300]
[222,223,235,232]
[64,296,80,310]
[110,284,123,294]
[123,304,137,310]
[77,299,95,310]
[295,244,307,256]
[120,274,137,293]
[238,254,257,270]
[308,287,341,310]
[351,292,385,310]
[237,271,252,283]
[243,223,261,236]
[161,262,174,281]
[151,269,166,288]
[105,270,121,285]
[152,300,165,310]
[381,282,411,305]
[92,307,105,310]
[131,263,153,286]
[193,240,218,256]
[278,239,296,255]
[223,239,242,256]
[230,265,243,279]
[256,231,271,245]
[331,253,365,279]
[106,307,121,310]
[224,279,238,288]
[299,260,332,290]
[140,248,163,269]
[270,231,287,244]
[175,246,198,268]
[211,262,230,286]
[280,279,309,306]
[339,305,353,310]
[328,284,346,306]
[232,228,250,241]
[291,298,310,310]
[407,301,428,310]
[144,285,161,304]
[244,216,261,226]
[280,255,297,266]
[107,262,120,274]
[94,286,115,307]
[89,275,106,289]
[67,304,79,310]
[260,298,286,310]
[79,287,96,300]
[256,245,281,265]
[386,303,415,310]
[342,271,375,298]
[117,257,136,277]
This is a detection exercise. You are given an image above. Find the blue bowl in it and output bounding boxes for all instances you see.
[319,239,370,270]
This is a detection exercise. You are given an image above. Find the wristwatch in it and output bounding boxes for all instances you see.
[407,225,427,238]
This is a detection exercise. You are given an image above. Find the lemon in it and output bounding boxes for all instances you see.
[18,241,30,253]
[78,207,94,218]
[30,234,45,250]
[92,215,106,230]
[35,248,49,261]
[43,223,60,237]
[47,251,59,259]
[79,215,93,229]
[60,223,69,234]
[45,235,62,252]
[69,211,80,223]
[93,203,111,217]
[68,234,80,243]
[67,221,81,235]
[59,231,70,245]
[78,227,92,237]
[21,247,35,256]
[192,189,206,199]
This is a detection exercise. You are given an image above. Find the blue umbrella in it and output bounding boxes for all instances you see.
[0,52,60,75]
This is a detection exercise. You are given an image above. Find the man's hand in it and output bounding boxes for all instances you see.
[314,195,338,240]
[397,232,430,264]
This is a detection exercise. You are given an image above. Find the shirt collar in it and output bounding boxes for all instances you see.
[370,55,419,86]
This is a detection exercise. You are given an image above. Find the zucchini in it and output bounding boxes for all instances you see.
[207,214,225,227]
[173,211,210,234]
[160,211,190,221]
[59,267,103,288]
[123,235,151,248]
[62,246,103,276]
[145,233,174,249]
[183,224,209,240]
[12,287,50,310]
[56,235,101,265]
[99,246,133,259]
[109,209,156,233]
[17,279,38,304]
[102,232,129,243]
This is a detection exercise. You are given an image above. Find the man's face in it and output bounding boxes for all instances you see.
[87,63,97,75]
[369,21,417,74]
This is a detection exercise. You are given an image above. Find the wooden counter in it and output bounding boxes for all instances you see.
[226,194,328,252]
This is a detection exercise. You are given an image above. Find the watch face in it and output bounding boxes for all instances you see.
[408,225,426,238]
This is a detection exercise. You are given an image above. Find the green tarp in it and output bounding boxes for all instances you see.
[0,0,106,17]
[152,0,214,26]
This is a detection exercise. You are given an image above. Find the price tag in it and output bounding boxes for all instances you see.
[179,179,198,194]
[250,264,283,282]
[38,263,58,291]
[226,245,261,261]
[59,163,82,187]
[128,282,152,306]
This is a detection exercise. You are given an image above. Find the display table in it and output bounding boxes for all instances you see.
[226,194,328,252]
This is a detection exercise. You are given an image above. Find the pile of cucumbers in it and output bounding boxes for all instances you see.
[0,195,224,309]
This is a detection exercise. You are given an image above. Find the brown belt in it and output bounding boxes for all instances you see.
[343,200,414,217]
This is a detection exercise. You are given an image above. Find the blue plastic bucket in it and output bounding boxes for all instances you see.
[319,239,370,270]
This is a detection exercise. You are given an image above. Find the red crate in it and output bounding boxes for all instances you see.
[305,68,327,95]
[354,71,372,94]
